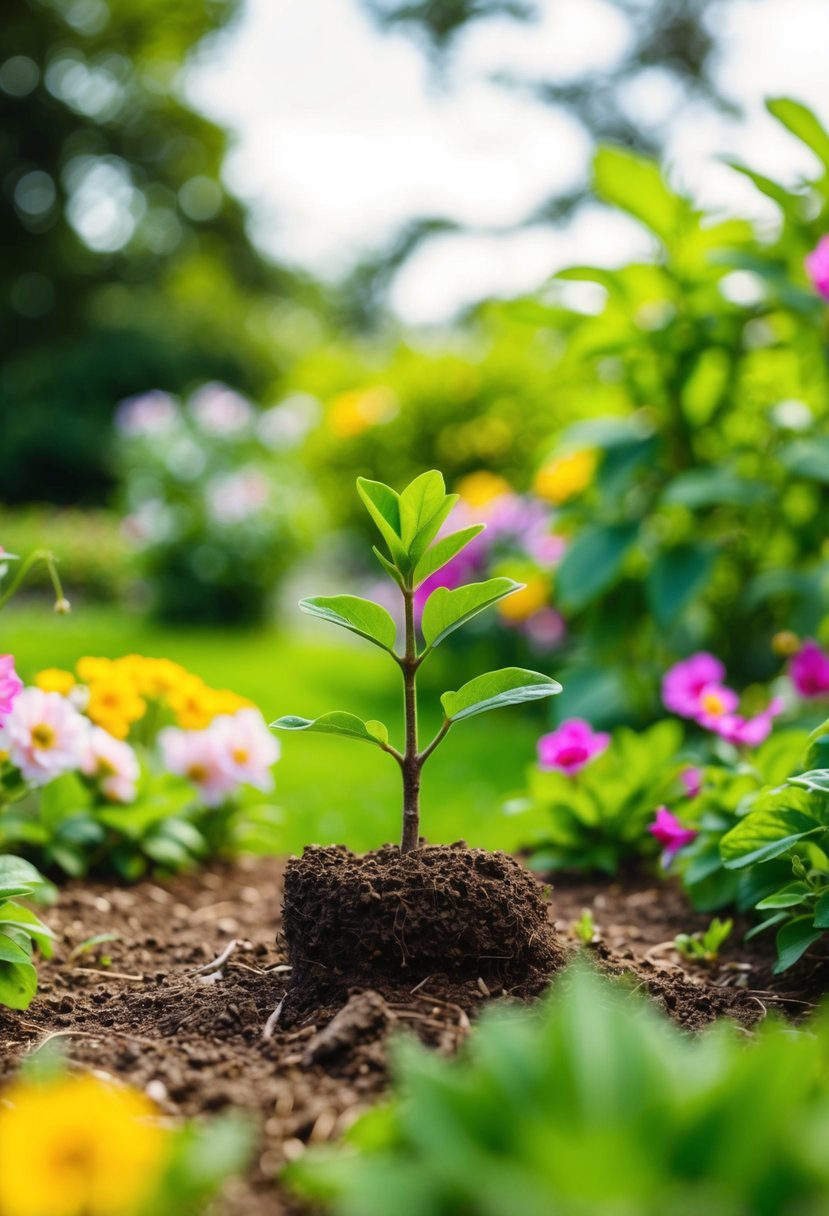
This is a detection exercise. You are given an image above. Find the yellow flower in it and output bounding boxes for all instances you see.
[0,1074,168,1216]
[35,669,76,696]
[497,575,551,623]
[209,688,255,718]
[76,657,115,684]
[455,470,512,508]
[772,630,801,658]
[328,387,397,438]
[534,450,597,505]
[87,680,146,737]
[166,676,214,730]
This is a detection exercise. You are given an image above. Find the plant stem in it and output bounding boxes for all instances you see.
[400,586,421,853]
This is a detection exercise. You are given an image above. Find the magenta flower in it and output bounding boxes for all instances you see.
[790,639,829,699]
[649,806,697,863]
[693,683,740,731]
[680,766,702,799]
[538,719,610,776]
[715,697,784,748]
[0,655,23,725]
[806,236,829,301]
[662,653,726,718]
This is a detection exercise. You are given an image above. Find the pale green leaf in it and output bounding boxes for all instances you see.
[271,712,390,749]
[593,145,687,243]
[373,546,404,588]
[767,97,829,171]
[421,578,522,650]
[356,478,407,566]
[412,525,485,587]
[441,668,561,723]
[300,595,397,653]
[789,770,829,795]
[398,471,452,560]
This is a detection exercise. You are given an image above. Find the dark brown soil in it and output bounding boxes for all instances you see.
[0,854,824,1216]
[281,843,567,1019]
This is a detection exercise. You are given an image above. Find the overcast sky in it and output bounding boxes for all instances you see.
[187,0,829,325]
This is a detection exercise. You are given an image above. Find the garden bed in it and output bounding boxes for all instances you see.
[0,855,824,1216]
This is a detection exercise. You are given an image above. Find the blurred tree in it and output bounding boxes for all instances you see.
[0,0,318,503]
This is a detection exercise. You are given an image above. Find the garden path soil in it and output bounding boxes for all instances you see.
[1,854,827,1216]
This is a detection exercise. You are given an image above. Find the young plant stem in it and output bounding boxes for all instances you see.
[400,586,421,853]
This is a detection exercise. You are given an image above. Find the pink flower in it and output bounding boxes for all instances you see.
[189,383,253,435]
[81,726,140,803]
[790,640,829,699]
[806,236,829,301]
[693,683,740,731]
[649,806,697,863]
[210,708,280,792]
[159,726,237,808]
[538,719,610,775]
[0,656,23,725]
[0,688,88,785]
[680,767,702,799]
[715,698,784,748]
[115,391,178,437]
[522,608,566,653]
[662,653,726,718]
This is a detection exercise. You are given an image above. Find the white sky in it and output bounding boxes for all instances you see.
[186,0,829,324]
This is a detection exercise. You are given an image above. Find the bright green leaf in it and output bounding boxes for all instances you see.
[556,524,638,612]
[398,471,458,564]
[372,545,404,588]
[789,770,829,795]
[593,145,686,243]
[0,952,38,1010]
[441,668,561,723]
[421,578,522,650]
[756,882,813,911]
[356,478,407,567]
[721,807,823,869]
[300,595,397,653]
[412,525,485,587]
[647,545,714,627]
[773,916,823,974]
[271,712,391,749]
[767,97,829,171]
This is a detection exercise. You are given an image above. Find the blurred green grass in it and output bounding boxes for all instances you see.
[2,605,550,854]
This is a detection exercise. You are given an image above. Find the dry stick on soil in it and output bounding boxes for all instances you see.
[194,938,238,976]
[262,996,286,1041]
[272,470,562,852]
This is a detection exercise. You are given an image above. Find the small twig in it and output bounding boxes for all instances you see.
[262,996,286,1040]
[69,968,144,981]
[409,974,433,995]
[193,939,238,975]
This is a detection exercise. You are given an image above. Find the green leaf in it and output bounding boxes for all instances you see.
[813,890,829,929]
[663,469,769,509]
[300,595,397,653]
[372,546,405,588]
[724,160,797,215]
[398,471,457,562]
[356,478,407,567]
[0,856,56,905]
[767,97,829,172]
[756,882,813,911]
[272,712,391,749]
[0,902,55,958]
[412,525,485,587]
[593,145,685,242]
[421,578,521,650]
[721,807,823,869]
[778,438,829,484]
[0,950,38,1010]
[556,524,638,612]
[647,544,714,627]
[789,770,829,795]
[773,916,823,974]
[441,668,561,723]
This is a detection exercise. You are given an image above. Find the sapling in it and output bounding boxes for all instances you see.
[273,470,562,851]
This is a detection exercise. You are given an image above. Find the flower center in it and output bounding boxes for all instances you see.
[700,691,725,716]
[31,723,56,749]
[187,763,208,782]
[557,744,588,767]
[232,747,249,765]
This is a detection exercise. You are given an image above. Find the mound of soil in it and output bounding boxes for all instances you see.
[281,843,567,1017]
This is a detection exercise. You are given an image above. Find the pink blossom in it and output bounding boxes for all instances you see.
[210,708,280,792]
[0,688,88,785]
[680,767,702,799]
[806,236,829,301]
[693,683,740,731]
[115,391,178,436]
[0,656,23,725]
[538,719,610,775]
[649,806,697,863]
[522,608,566,653]
[715,698,784,748]
[206,467,270,525]
[81,726,140,803]
[662,653,726,718]
[790,640,829,699]
[189,383,253,435]
[159,726,237,808]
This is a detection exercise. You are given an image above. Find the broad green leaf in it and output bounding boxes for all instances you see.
[372,545,404,588]
[0,903,55,958]
[663,469,769,509]
[0,856,56,905]
[0,885,34,901]
[556,524,638,612]
[441,668,561,723]
[647,544,714,627]
[271,711,391,749]
[756,883,813,911]
[813,890,829,929]
[412,525,485,587]
[789,770,829,795]
[398,471,457,563]
[356,478,407,566]
[0,931,32,965]
[593,145,685,243]
[0,952,38,1010]
[721,807,823,869]
[767,97,829,171]
[773,916,824,974]
[778,438,829,484]
[300,595,397,653]
[421,578,521,650]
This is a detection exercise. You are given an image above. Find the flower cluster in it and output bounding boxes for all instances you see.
[806,235,829,302]
[537,718,609,775]
[789,638,829,699]
[662,652,782,747]
[160,708,279,807]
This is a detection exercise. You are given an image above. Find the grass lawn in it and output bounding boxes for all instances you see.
[3,604,553,854]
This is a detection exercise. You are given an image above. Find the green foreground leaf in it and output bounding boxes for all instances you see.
[421,578,521,650]
[300,595,397,653]
[441,668,562,723]
[271,712,390,748]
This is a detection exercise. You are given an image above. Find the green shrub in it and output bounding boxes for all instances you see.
[287,964,829,1216]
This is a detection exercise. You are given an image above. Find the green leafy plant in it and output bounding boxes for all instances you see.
[287,964,829,1216]
[273,470,561,850]
[674,916,733,965]
[0,855,55,1010]
[509,720,683,873]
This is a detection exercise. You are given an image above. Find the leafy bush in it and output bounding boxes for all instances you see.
[0,855,55,1011]
[116,384,320,624]
[288,964,829,1216]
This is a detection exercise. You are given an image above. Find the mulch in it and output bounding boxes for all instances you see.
[1,851,826,1215]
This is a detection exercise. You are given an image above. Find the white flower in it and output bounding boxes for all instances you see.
[0,688,88,785]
